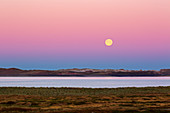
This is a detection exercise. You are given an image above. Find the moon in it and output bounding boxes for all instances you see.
[105,39,113,46]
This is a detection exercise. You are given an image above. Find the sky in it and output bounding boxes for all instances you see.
[0,0,170,70]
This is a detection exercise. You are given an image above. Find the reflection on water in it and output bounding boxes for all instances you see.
[0,77,170,88]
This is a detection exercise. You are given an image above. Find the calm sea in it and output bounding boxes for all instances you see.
[0,77,170,88]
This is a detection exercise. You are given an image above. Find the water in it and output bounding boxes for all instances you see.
[0,77,170,88]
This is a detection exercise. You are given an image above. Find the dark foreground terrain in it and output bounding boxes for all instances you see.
[0,87,170,113]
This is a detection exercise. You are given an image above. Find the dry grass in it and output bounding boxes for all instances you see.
[0,87,170,113]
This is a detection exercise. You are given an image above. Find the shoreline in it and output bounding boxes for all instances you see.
[0,86,169,88]
[0,75,169,77]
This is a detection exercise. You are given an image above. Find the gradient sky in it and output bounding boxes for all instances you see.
[0,0,170,70]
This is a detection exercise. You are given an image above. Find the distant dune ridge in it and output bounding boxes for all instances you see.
[0,68,170,77]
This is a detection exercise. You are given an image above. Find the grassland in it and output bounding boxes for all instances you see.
[0,87,170,113]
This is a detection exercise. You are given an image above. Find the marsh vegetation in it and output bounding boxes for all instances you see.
[0,87,169,113]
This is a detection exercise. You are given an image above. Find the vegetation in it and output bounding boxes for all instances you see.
[0,86,170,113]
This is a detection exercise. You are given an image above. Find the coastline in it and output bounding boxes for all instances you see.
[0,75,169,77]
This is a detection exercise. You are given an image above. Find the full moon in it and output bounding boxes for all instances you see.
[105,39,113,46]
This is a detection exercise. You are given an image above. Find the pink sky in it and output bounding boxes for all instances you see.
[0,0,170,69]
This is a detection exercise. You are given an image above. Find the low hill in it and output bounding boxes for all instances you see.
[0,68,169,77]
